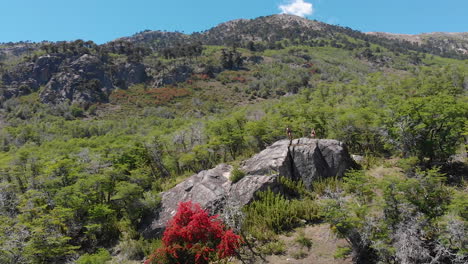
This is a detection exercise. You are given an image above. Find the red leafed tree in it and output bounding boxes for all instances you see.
[145,201,243,264]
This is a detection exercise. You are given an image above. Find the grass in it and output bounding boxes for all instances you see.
[295,231,312,250]
[260,240,286,255]
[334,246,352,259]
[291,249,308,259]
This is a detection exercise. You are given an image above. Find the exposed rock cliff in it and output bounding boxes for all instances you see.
[140,138,356,238]
[40,54,114,106]
[1,53,148,106]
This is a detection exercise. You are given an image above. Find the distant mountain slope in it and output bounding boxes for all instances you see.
[367,32,468,54]
[119,14,468,59]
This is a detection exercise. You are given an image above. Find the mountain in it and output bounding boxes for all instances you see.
[122,14,468,58]
[1,14,467,109]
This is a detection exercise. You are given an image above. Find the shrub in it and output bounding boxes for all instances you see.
[242,190,320,241]
[145,201,243,264]
[71,104,84,117]
[295,231,312,250]
[334,246,352,259]
[260,240,286,255]
[291,249,308,259]
[323,168,462,263]
[230,166,245,183]
[76,248,111,264]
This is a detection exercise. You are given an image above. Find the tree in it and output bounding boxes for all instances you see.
[208,114,246,160]
[322,169,465,263]
[145,201,242,264]
[387,94,467,162]
[221,48,243,70]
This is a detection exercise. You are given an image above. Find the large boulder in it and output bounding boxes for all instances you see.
[140,166,281,238]
[242,138,356,189]
[140,164,232,238]
[140,138,356,238]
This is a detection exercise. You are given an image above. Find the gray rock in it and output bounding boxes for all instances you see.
[140,164,232,238]
[242,138,356,189]
[352,154,365,163]
[140,138,356,238]
[2,53,149,105]
[113,62,148,89]
[40,54,114,106]
[288,138,356,189]
[241,139,293,178]
[153,65,192,87]
[227,175,279,207]
[32,55,63,84]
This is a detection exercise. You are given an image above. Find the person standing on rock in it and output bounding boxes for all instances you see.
[310,128,316,138]
[286,126,293,145]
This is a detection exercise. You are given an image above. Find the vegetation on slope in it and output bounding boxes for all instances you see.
[0,15,467,263]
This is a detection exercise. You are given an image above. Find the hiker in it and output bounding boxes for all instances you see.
[310,128,316,138]
[286,126,293,144]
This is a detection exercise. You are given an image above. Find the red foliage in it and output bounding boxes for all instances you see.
[145,201,243,264]
[192,73,211,80]
[232,76,247,83]
[109,87,190,106]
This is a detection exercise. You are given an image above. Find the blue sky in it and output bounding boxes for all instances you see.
[1,0,467,44]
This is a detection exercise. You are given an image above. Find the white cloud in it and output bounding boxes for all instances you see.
[279,0,314,17]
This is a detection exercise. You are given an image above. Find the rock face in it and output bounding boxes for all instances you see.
[141,164,232,238]
[153,65,193,88]
[1,53,148,106]
[113,62,148,89]
[140,138,356,238]
[242,138,355,189]
[1,55,64,96]
[40,54,114,106]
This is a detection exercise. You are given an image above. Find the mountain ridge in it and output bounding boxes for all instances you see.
[1,13,467,108]
[366,31,468,54]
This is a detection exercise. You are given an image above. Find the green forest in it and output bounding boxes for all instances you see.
[0,15,467,263]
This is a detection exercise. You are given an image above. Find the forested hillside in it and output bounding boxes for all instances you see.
[0,14,466,264]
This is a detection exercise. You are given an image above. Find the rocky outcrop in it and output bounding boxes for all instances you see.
[153,65,193,87]
[32,55,64,84]
[141,164,232,238]
[113,62,148,89]
[140,138,356,238]
[40,54,114,106]
[242,138,356,189]
[1,53,148,105]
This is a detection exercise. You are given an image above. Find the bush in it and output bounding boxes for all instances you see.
[260,240,286,255]
[334,246,351,259]
[322,168,463,263]
[230,166,245,183]
[145,201,243,264]
[291,249,308,259]
[242,190,320,241]
[76,248,111,264]
[71,104,84,117]
[295,231,312,250]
